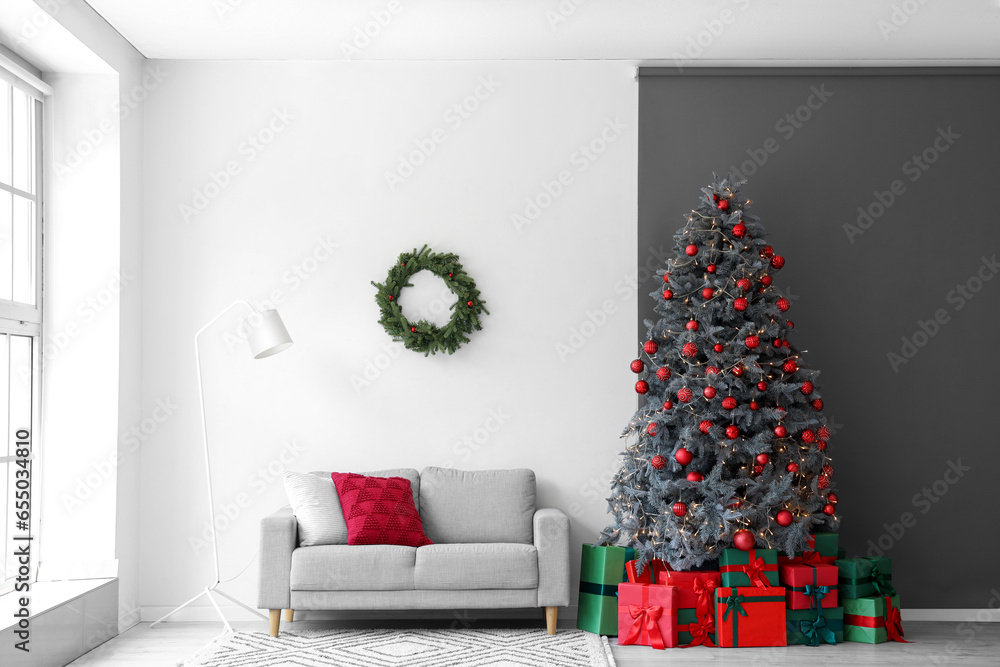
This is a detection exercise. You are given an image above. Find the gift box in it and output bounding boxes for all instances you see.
[714,586,788,647]
[835,557,894,599]
[625,558,670,585]
[656,570,721,618]
[577,544,633,635]
[617,583,679,649]
[789,532,840,560]
[780,560,839,610]
[787,606,844,645]
[720,548,779,588]
[678,608,717,647]
[843,594,908,644]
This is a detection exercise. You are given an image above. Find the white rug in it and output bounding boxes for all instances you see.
[183,628,616,667]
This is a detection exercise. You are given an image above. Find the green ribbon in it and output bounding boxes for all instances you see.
[870,564,896,596]
[579,581,619,597]
[796,615,837,646]
[723,593,747,622]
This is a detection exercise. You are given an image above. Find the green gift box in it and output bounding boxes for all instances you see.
[720,548,780,588]
[843,594,904,644]
[791,532,839,559]
[787,606,844,645]
[577,544,634,635]
[835,557,894,599]
[677,607,717,646]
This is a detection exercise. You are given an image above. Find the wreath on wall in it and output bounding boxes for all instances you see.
[372,245,489,356]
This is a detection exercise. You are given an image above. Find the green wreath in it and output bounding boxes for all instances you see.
[372,245,489,356]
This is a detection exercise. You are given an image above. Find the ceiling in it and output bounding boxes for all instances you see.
[81,0,1000,62]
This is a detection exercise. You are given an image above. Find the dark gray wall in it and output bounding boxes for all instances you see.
[638,68,1000,609]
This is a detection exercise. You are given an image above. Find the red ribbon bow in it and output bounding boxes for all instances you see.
[742,556,768,588]
[622,604,665,649]
[884,597,911,643]
[692,577,718,618]
[798,550,825,566]
[682,615,717,648]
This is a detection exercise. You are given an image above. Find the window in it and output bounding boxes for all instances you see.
[0,69,42,596]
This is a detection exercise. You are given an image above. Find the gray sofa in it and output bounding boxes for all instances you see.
[258,467,571,637]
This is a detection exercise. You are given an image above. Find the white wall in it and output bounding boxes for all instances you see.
[140,59,638,618]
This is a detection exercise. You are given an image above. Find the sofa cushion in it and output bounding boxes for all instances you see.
[283,471,348,546]
[419,468,535,544]
[311,468,420,511]
[290,544,416,591]
[414,543,538,590]
[331,473,433,547]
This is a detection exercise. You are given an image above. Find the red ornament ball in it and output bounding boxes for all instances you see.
[823,503,836,516]
[753,464,764,475]
[786,462,799,473]
[734,297,749,311]
[685,244,699,256]
[686,471,704,482]
[722,396,737,410]
[782,340,791,349]
[776,510,794,527]
[644,340,659,355]
[677,388,693,403]
[410,326,417,332]
[801,381,815,395]
[467,300,474,307]
[630,359,645,373]
[733,529,756,551]
[707,264,717,273]
[651,455,666,470]
[387,295,394,300]
[714,343,724,353]
[635,381,649,394]
[656,367,671,381]
[818,426,831,441]
[817,475,830,490]
[717,199,730,211]
[706,366,719,375]
[699,420,713,434]
[731,365,745,377]
[749,401,759,410]
[663,400,674,410]
[817,441,828,451]
[448,272,453,277]
[761,246,774,259]
[682,342,698,357]
[757,381,768,391]
[663,290,674,300]
[673,502,688,517]
[732,223,747,238]
[728,498,743,509]
[737,277,752,291]
[725,424,740,439]
[774,425,788,437]
[675,447,693,465]
[801,429,816,444]
[702,287,715,299]
[713,194,720,202]
[823,464,835,476]
[745,335,760,349]
[756,453,770,465]
[761,275,773,286]
[686,320,699,331]
[776,297,790,312]
[771,255,786,270]
[774,406,786,416]
[703,386,717,399]
[647,423,658,436]
[773,338,783,348]
[827,492,839,504]
[787,320,795,329]
[812,398,824,411]
[663,273,671,282]
[783,360,798,373]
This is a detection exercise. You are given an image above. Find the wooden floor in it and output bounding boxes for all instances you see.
[69,620,1000,666]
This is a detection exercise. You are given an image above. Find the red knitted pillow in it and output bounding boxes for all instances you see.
[330,473,433,547]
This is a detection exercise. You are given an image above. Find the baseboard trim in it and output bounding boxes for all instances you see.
[141,604,999,624]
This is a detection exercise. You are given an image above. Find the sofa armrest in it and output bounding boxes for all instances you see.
[257,506,297,610]
[533,508,570,607]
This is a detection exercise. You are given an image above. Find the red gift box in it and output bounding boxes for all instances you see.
[625,558,670,584]
[779,560,838,610]
[714,586,787,647]
[617,583,678,649]
[656,570,721,618]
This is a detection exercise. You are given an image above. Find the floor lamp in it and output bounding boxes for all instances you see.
[152,301,293,632]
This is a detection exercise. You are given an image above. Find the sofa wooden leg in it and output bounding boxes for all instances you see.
[285,609,294,623]
[545,606,558,635]
[269,610,281,637]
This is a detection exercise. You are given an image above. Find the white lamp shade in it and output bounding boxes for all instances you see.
[247,309,293,359]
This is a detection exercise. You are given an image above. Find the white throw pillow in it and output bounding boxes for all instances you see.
[282,471,348,546]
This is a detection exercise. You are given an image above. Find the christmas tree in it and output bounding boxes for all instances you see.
[599,175,839,571]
